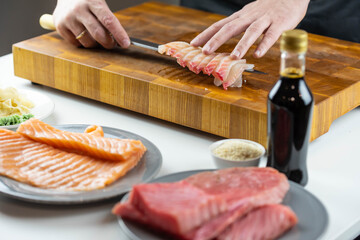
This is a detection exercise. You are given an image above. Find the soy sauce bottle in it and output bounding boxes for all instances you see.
[267,30,313,186]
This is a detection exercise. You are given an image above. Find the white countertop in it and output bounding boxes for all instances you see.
[0,53,359,240]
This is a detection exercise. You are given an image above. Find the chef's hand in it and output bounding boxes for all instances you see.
[53,0,130,49]
[191,0,310,59]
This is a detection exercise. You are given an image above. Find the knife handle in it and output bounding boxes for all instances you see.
[40,14,56,31]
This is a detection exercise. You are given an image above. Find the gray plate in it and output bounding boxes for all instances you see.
[118,170,328,240]
[0,125,162,205]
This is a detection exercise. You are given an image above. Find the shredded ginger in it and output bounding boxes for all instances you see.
[0,87,34,117]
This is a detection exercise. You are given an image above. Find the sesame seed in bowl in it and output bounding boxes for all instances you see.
[210,139,265,169]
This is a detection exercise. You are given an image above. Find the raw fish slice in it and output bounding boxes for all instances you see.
[115,181,227,235]
[217,204,298,240]
[212,56,246,81]
[194,53,217,74]
[168,43,192,56]
[0,129,141,191]
[223,63,246,90]
[84,125,104,137]
[183,168,288,207]
[17,118,146,162]
[223,63,254,90]
[157,45,168,55]
[232,75,245,88]
[114,167,289,240]
[158,41,190,55]
[158,41,255,90]
[172,46,198,59]
[183,168,290,240]
[113,200,152,225]
[177,48,201,67]
[203,53,228,75]
[214,78,222,87]
[188,53,208,74]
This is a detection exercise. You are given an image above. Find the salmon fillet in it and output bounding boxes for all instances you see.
[0,128,142,191]
[17,119,146,162]
[84,125,104,137]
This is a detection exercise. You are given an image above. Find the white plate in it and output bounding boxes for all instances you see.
[0,89,55,129]
[0,125,162,204]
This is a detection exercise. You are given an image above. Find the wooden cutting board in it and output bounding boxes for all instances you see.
[13,2,360,147]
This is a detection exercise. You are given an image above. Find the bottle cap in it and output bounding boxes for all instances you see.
[280,29,308,53]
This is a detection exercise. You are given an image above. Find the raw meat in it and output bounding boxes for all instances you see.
[17,118,146,162]
[113,167,290,240]
[172,46,199,63]
[183,167,289,240]
[217,204,298,240]
[158,41,190,55]
[181,49,202,68]
[203,53,228,75]
[191,53,217,74]
[158,41,254,90]
[0,128,142,191]
[125,181,227,234]
[188,52,209,74]
[212,56,246,81]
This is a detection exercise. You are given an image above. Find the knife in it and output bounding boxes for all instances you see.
[40,14,267,74]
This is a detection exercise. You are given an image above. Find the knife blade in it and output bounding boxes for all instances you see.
[130,37,159,51]
[130,37,267,75]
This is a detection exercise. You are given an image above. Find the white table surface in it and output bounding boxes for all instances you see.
[0,53,359,240]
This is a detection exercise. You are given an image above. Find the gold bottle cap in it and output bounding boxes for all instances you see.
[280,29,308,53]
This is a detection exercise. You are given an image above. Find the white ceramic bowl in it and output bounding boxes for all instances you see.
[209,139,266,169]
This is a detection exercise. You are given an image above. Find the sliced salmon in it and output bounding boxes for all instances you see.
[17,118,146,162]
[84,125,104,137]
[0,129,142,191]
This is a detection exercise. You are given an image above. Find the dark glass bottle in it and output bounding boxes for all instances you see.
[267,30,314,186]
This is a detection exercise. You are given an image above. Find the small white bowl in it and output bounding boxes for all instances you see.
[209,139,266,169]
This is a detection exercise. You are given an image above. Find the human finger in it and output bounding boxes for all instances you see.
[253,25,282,58]
[89,1,130,48]
[230,18,271,59]
[202,18,250,55]
[78,12,115,49]
[56,23,81,47]
[190,13,241,47]
[68,20,97,48]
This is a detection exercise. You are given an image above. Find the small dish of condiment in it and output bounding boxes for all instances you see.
[209,139,265,169]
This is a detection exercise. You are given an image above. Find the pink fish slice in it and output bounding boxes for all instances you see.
[203,53,228,75]
[188,52,207,74]
[177,49,202,68]
[159,41,190,55]
[172,46,197,59]
[157,45,168,55]
[193,53,217,74]
[214,78,222,87]
[156,41,265,90]
[222,63,254,90]
[183,49,202,68]
[212,56,246,81]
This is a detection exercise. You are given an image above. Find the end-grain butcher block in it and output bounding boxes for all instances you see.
[113,167,294,240]
[13,2,360,147]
